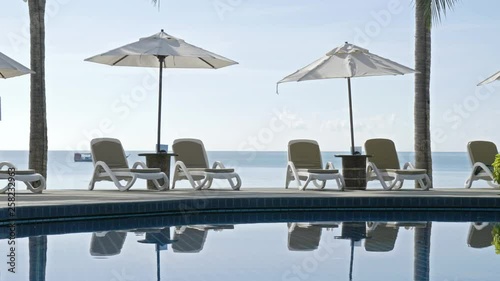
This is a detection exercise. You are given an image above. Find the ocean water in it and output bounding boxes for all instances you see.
[0,151,486,190]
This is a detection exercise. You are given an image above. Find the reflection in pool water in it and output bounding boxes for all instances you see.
[1,220,500,281]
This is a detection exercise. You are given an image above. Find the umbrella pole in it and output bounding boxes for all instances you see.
[349,240,355,281]
[347,78,355,155]
[156,56,166,153]
[156,244,161,281]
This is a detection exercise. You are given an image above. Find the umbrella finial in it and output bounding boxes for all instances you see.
[161,29,164,32]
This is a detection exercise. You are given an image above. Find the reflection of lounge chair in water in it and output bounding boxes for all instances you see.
[137,227,173,248]
[467,223,493,249]
[365,222,428,252]
[287,222,339,251]
[90,231,127,257]
[172,225,234,253]
[365,223,399,252]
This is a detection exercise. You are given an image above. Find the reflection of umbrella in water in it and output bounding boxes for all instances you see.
[335,222,367,281]
[277,42,415,154]
[85,30,238,152]
[138,228,175,281]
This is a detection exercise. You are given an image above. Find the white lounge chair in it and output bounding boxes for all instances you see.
[285,139,345,190]
[464,141,499,188]
[364,138,431,190]
[0,162,45,193]
[172,138,241,190]
[88,138,169,191]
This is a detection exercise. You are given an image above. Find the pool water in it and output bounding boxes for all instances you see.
[1,219,499,281]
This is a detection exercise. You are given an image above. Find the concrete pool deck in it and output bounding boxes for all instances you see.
[0,188,500,239]
[1,188,499,224]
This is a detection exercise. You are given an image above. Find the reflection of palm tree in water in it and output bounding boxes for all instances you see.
[414,222,431,281]
[29,236,47,281]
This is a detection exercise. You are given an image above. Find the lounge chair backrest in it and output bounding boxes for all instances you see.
[90,231,127,257]
[91,138,129,169]
[468,141,498,165]
[288,140,323,169]
[172,227,207,253]
[468,224,494,248]
[364,138,400,169]
[365,225,398,252]
[173,139,209,168]
[288,224,321,251]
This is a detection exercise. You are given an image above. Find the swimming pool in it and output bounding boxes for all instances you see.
[1,213,499,281]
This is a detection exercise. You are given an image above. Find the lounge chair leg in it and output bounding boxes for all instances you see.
[464,177,473,188]
[116,178,136,191]
[285,168,292,189]
[202,178,213,189]
[393,180,403,190]
[0,183,10,193]
[313,180,326,189]
[25,178,45,194]
[487,181,500,188]
[300,177,312,191]
[416,179,426,190]
[229,175,242,190]
[336,177,345,191]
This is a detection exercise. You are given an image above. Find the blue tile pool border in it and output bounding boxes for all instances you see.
[1,194,500,227]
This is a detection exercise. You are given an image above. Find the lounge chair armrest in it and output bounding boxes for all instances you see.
[93,160,116,176]
[472,162,494,175]
[212,161,227,169]
[403,162,416,169]
[94,160,112,168]
[287,161,297,170]
[325,162,336,170]
[0,161,17,170]
[174,161,190,173]
[131,161,148,169]
[366,161,380,174]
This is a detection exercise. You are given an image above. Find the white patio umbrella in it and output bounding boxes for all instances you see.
[277,42,415,154]
[477,71,500,86]
[85,30,238,152]
[0,51,33,79]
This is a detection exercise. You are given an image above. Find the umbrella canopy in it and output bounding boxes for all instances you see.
[277,42,415,154]
[85,30,238,152]
[477,71,500,86]
[0,51,33,79]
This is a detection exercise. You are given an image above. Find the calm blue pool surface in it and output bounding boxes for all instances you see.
[1,217,499,281]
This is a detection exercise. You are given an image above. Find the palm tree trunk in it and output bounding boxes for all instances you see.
[28,0,48,178]
[414,223,432,281]
[29,236,47,281]
[414,0,433,187]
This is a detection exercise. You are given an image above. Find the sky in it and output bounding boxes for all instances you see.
[0,0,499,152]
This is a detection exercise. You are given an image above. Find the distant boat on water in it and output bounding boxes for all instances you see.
[74,152,130,162]
[74,153,92,162]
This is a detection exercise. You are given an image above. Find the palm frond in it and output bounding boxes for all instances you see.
[430,0,460,23]
[414,0,460,26]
